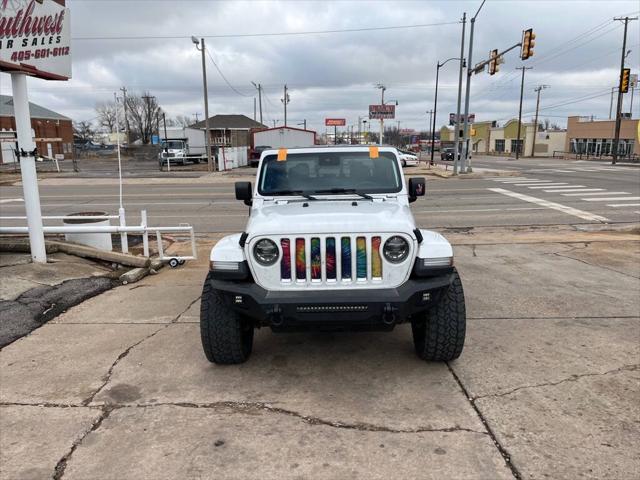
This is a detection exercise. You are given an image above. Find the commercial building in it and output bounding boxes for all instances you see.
[440,118,566,157]
[0,95,73,164]
[564,116,639,158]
[190,114,266,148]
[252,126,316,148]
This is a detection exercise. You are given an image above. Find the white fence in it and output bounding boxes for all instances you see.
[218,147,248,171]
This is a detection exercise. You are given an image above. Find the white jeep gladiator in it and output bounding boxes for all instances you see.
[201,146,466,364]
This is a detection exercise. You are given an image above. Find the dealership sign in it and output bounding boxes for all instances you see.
[325,118,346,126]
[369,104,395,120]
[449,113,475,126]
[0,0,71,80]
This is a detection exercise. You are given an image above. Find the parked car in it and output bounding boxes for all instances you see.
[200,146,465,364]
[398,149,419,167]
[441,147,454,161]
[249,145,272,167]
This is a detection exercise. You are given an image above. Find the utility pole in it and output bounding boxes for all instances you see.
[609,87,617,119]
[253,97,256,121]
[120,86,130,145]
[426,110,433,137]
[281,84,290,126]
[193,113,200,122]
[376,84,386,146]
[461,0,486,173]
[192,37,213,171]
[453,12,467,175]
[515,66,532,160]
[531,85,549,157]
[251,82,263,125]
[612,16,637,164]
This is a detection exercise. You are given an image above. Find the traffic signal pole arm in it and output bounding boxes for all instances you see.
[471,42,522,76]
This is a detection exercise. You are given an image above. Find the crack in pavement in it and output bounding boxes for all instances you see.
[52,406,113,480]
[446,362,522,480]
[544,243,640,280]
[472,363,640,401]
[81,294,201,407]
[1,400,488,436]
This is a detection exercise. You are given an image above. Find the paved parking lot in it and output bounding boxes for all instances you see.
[1,226,638,479]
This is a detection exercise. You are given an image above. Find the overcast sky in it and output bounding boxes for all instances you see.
[1,0,639,133]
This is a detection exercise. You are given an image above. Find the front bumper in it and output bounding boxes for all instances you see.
[207,274,453,330]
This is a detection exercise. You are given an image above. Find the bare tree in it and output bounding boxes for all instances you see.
[166,115,193,128]
[73,121,95,142]
[125,92,161,144]
[95,102,117,133]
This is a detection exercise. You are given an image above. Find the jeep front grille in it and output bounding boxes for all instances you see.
[280,235,383,284]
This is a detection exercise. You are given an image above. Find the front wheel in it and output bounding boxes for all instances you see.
[200,274,254,364]
[412,268,466,362]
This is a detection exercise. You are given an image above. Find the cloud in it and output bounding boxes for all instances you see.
[1,0,638,131]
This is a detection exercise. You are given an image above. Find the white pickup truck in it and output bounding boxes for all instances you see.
[201,146,466,364]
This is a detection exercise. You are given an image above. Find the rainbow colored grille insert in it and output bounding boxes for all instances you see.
[371,236,382,278]
[280,239,291,280]
[341,237,351,279]
[295,238,306,280]
[356,237,367,279]
[326,238,336,279]
[311,238,321,279]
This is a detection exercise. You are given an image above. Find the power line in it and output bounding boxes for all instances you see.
[204,49,252,97]
[72,20,460,41]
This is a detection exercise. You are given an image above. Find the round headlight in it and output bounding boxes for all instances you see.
[383,236,409,263]
[253,239,279,266]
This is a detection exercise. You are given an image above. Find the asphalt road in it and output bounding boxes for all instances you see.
[1,156,638,233]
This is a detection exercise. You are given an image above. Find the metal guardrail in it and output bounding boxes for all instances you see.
[0,209,197,264]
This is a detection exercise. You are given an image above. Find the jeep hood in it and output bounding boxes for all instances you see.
[246,200,416,237]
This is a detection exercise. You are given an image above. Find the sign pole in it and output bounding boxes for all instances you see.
[11,72,46,263]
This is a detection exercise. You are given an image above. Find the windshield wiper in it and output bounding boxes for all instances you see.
[269,190,317,200]
[313,188,373,200]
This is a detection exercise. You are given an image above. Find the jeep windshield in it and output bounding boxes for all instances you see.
[258,151,402,196]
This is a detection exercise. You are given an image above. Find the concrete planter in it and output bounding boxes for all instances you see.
[63,212,113,251]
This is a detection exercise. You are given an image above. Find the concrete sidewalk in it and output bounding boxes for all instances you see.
[1,230,639,479]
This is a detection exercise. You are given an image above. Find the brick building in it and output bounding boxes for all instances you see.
[564,116,639,158]
[0,95,74,164]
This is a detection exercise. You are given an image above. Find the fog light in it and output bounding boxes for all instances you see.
[210,261,240,271]
[422,257,453,267]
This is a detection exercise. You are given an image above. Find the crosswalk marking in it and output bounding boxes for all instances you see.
[583,197,640,202]
[562,191,630,196]
[525,183,569,188]
[608,203,640,207]
[0,198,24,204]
[488,188,609,222]
[543,188,600,193]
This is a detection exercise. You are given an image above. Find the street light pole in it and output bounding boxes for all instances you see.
[251,82,263,125]
[193,36,213,172]
[461,0,486,173]
[376,84,386,146]
[431,57,462,165]
[453,12,467,175]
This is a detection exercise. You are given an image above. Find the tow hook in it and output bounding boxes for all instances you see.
[382,303,398,325]
[268,305,284,326]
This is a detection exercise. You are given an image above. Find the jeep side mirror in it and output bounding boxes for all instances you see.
[408,177,426,203]
[235,181,253,206]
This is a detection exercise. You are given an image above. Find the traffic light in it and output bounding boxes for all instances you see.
[521,28,536,60]
[488,49,498,75]
[620,68,631,93]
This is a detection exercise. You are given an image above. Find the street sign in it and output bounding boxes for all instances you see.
[0,0,72,80]
[630,74,638,88]
[325,118,346,126]
[369,104,395,120]
[449,113,475,125]
[400,128,415,135]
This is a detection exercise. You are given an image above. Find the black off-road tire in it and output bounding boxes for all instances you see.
[412,269,466,361]
[200,274,254,364]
